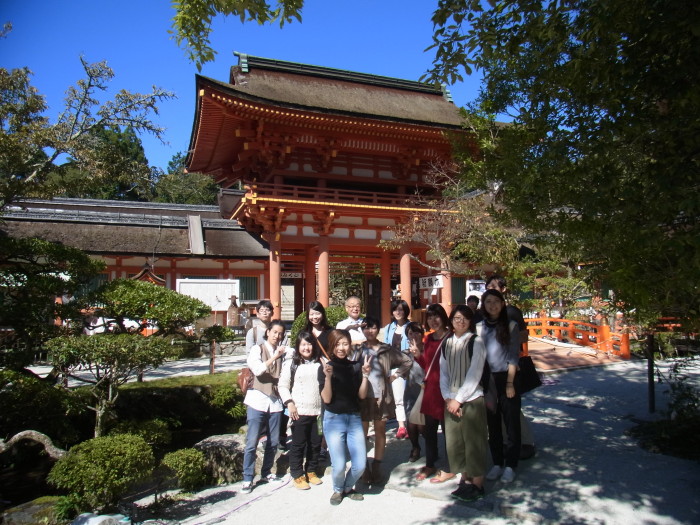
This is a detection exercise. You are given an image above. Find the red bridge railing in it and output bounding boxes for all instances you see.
[526,317,630,359]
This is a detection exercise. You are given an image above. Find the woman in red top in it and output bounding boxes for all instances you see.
[411,303,455,483]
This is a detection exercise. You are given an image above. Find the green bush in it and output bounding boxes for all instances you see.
[207,384,246,420]
[201,325,239,342]
[664,358,700,422]
[288,305,349,343]
[161,448,207,491]
[109,418,173,447]
[47,434,155,513]
[0,369,89,445]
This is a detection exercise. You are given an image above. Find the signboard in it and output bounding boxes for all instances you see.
[281,272,303,279]
[419,275,444,289]
[176,279,240,311]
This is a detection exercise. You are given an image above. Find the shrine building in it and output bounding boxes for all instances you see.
[187,53,473,323]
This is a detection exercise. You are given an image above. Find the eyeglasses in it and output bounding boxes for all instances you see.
[257,308,272,314]
[452,316,469,323]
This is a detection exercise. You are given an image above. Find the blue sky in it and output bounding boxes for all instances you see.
[1,0,482,171]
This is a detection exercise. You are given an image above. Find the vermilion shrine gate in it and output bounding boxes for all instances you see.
[187,53,471,322]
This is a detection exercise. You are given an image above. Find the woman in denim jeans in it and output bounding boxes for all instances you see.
[318,329,371,505]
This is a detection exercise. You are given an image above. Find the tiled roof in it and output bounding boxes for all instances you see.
[1,199,269,258]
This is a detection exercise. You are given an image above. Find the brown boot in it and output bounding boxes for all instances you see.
[371,459,383,484]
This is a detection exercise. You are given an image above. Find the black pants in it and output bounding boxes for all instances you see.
[424,414,448,470]
[486,372,521,469]
[279,413,289,444]
[289,415,322,479]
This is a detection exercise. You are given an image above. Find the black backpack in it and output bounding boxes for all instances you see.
[289,360,299,391]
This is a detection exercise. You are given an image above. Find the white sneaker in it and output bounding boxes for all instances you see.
[486,465,503,481]
[241,481,253,494]
[500,467,516,483]
[263,473,281,482]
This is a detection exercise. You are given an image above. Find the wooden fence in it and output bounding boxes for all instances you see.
[526,317,630,358]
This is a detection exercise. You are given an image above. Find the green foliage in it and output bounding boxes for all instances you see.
[171,0,304,71]
[0,236,104,368]
[500,248,594,317]
[53,493,83,522]
[48,333,180,436]
[200,324,239,342]
[161,448,208,491]
[426,0,700,330]
[328,263,364,310]
[629,357,700,462]
[90,279,210,336]
[121,370,237,390]
[47,125,154,201]
[0,369,88,444]
[288,305,347,343]
[662,359,700,422]
[0,66,50,206]
[47,434,155,513]
[153,152,219,205]
[0,58,173,211]
[207,383,246,420]
[48,334,179,380]
[381,168,523,278]
[109,418,172,447]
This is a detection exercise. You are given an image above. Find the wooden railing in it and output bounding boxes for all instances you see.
[244,181,418,208]
[526,317,630,359]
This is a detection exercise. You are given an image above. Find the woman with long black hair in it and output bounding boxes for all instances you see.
[477,289,521,484]
[303,300,332,360]
[278,330,324,490]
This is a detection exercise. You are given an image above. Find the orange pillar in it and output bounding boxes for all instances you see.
[400,247,412,320]
[305,245,317,306]
[380,250,392,325]
[440,261,453,316]
[598,320,611,353]
[269,236,282,319]
[620,329,631,359]
[318,236,329,308]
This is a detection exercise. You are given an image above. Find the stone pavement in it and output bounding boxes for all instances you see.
[120,351,700,525]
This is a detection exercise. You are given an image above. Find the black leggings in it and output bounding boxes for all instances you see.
[423,414,449,470]
[486,372,521,469]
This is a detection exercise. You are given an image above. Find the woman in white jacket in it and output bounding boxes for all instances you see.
[278,331,324,490]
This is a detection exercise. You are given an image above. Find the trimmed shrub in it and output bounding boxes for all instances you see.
[201,325,239,342]
[47,434,154,513]
[207,384,246,420]
[109,418,173,447]
[161,448,207,491]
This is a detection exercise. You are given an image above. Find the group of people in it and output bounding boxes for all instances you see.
[239,275,531,505]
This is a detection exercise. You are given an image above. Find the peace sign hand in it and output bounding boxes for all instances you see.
[409,338,421,357]
[362,354,372,376]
